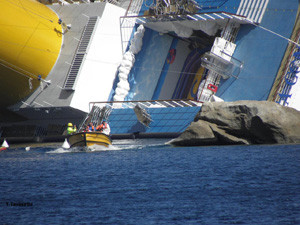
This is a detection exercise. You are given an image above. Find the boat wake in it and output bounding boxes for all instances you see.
[112,138,170,150]
[46,148,75,154]
[46,144,121,154]
[46,138,170,153]
[89,144,121,152]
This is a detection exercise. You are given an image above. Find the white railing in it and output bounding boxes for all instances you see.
[89,99,202,111]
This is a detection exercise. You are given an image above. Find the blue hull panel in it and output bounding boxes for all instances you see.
[109,106,201,135]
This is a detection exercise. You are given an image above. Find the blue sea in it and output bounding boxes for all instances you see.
[0,140,299,225]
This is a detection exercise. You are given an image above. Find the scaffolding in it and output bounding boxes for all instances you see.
[120,0,144,53]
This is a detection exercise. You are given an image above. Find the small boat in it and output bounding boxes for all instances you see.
[67,132,112,148]
[67,102,112,148]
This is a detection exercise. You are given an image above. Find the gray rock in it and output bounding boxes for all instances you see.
[170,101,300,146]
[169,120,217,146]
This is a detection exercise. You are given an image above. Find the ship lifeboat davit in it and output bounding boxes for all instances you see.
[0,0,63,107]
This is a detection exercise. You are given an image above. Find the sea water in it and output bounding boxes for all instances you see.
[0,140,299,225]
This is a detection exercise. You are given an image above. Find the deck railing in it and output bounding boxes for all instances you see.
[89,99,202,111]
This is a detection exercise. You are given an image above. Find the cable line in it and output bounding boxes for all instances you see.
[5,0,55,23]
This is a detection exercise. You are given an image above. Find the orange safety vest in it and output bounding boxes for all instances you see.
[96,122,107,131]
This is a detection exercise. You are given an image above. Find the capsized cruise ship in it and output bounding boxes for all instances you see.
[0,0,299,142]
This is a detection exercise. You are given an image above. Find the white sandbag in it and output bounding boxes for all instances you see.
[130,41,143,54]
[115,87,128,97]
[118,72,129,80]
[113,24,145,101]
[122,51,135,64]
[113,94,126,102]
[137,24,145,32]
[118,66,130,75]
[133,31,144,40]
[120,59,133,68]
[117,79,130,91]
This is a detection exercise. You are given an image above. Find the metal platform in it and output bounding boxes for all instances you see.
[88,99,202,138]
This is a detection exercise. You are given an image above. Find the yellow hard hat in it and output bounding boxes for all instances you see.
[68,123,73,126]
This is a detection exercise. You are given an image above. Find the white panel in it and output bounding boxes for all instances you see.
[211,37,236,62]
[70,3,127,112]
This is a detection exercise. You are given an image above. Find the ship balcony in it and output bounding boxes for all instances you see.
[201,52,243,79]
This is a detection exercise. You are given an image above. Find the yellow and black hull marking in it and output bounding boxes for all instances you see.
[68,132,112,148]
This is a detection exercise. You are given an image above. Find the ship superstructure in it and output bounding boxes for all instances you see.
[0,0,299,142]
[0,0,131,139]
[117,0,299,105]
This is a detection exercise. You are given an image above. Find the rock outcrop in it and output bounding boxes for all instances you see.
[170,101,300,146]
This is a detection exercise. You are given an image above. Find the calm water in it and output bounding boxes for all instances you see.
[0,140,299,225]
